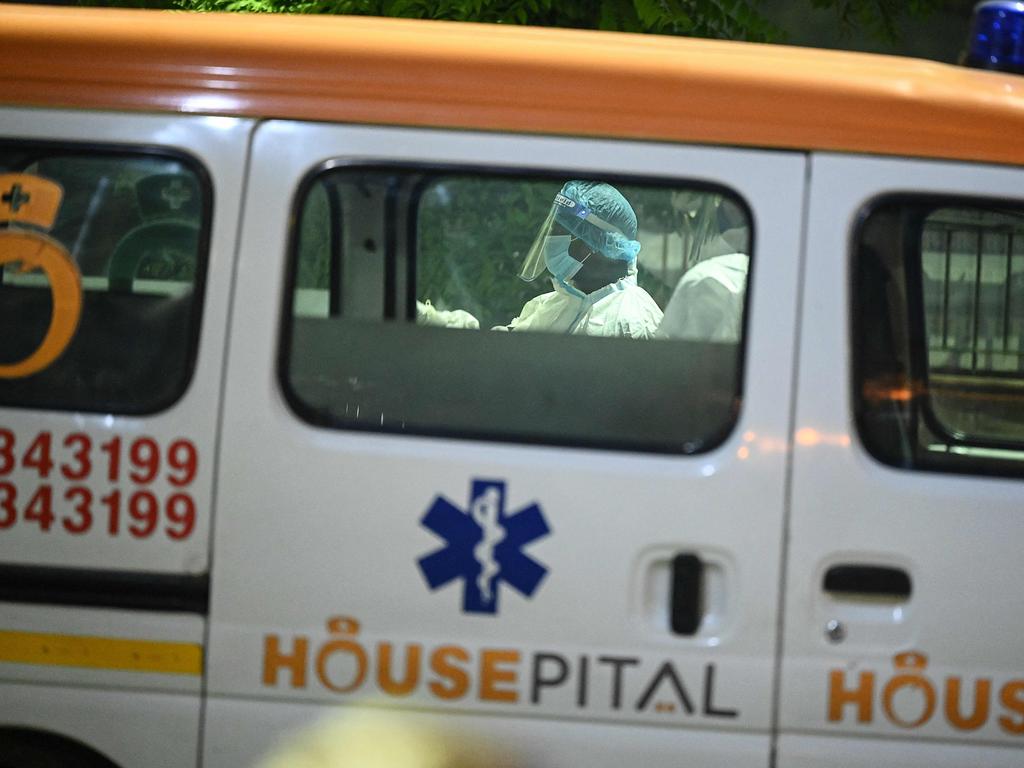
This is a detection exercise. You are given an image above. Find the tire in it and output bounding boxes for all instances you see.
[0,729,118,768]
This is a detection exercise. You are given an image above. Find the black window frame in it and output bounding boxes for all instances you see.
[278,161,756,455]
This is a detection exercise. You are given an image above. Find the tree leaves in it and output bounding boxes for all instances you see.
[808,0,945,44]
[171,0,782,40]
[83,0,945,46]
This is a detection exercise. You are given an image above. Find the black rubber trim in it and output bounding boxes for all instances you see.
[824,564,912,599]
[0,564,208,614]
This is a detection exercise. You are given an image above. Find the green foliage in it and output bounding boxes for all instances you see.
[77,0,948,46]
[808,0,946,43]
[296,182,332,290]
[416,177,560,328]
[174,0,784,42]
[76,0,179,7]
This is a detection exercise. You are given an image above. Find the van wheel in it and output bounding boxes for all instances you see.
[0,728,119,768]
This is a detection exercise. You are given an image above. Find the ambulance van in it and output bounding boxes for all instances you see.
[1,2,1022,766]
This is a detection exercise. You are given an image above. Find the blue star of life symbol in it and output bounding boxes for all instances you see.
[417,479,551,615]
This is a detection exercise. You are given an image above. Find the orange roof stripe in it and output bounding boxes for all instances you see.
[3,3,1024,166]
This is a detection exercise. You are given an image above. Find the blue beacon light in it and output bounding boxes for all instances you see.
[964,1,1024,74]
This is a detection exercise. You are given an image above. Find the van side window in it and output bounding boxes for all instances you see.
[856,199,1024,476]
[282,168,753,454]
[0,146,210,414]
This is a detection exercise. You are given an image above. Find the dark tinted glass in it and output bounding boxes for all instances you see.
[284,169,752,453]
[856,200,1024,476]
[0,146,209,414]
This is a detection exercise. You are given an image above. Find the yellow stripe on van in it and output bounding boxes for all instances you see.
[0,630,202,675]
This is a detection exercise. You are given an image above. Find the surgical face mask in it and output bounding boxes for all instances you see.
[543,235,591,282]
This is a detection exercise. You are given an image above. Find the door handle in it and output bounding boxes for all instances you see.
[670,553,704,635]
[823,564,912,600]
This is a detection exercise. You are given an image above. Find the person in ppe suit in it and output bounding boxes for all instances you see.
[497,181,663,339]
[658,197,749,342]
[658,252,747,341]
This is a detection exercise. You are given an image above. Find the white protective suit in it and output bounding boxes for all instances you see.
[659,253,749,341]
[494,275,663,339]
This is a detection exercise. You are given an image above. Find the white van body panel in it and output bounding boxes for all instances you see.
[0,107,252,766]
[1,682,201,766]
[204,122,806,765]
[779,153,1024,760]
[205,697,773,767]
[777,733,1024,768]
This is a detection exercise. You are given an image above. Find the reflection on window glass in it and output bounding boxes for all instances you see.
[294,181,333,318]
[856,201,1024,476]
[922,209,1024,446]
[0,147,208,413]
[284,169,751,453]
[415,179,751,341]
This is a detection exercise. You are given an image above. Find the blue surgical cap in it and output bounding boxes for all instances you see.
[552,181,642,265]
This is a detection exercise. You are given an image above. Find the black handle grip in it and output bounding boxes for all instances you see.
[824,564,912,599]
[670,553,704,635]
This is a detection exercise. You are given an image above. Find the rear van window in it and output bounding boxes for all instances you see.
[0,145,210,414]
[282,168,753,454]
[856,198,1024,476]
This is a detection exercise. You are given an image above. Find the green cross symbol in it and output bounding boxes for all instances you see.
[2,183,31,213]
[161,179,192,212]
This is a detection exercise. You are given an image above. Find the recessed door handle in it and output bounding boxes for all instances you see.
[670,553,704,635]
[824,564,912,600]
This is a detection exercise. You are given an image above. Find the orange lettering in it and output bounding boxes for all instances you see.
[428,645,470,700]
[828,670,874,723]
[945,677,990,731]
[0,232,82,379]
[998,681,1024,735]
[377,642,421,697]
[262,635,308,688]
[480,649,520,703]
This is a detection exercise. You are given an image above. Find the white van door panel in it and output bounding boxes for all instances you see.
[0,108,251,575]
[780,154,1024,763]
[207,122,805,766]
[1,682,202,768]
[0,107,252,764]
[205,698,772,768]
[777,733,1024,768]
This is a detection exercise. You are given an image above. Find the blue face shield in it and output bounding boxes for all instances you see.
[520,183,641,285]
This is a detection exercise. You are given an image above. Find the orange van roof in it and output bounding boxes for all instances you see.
[2,3,1024,166]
